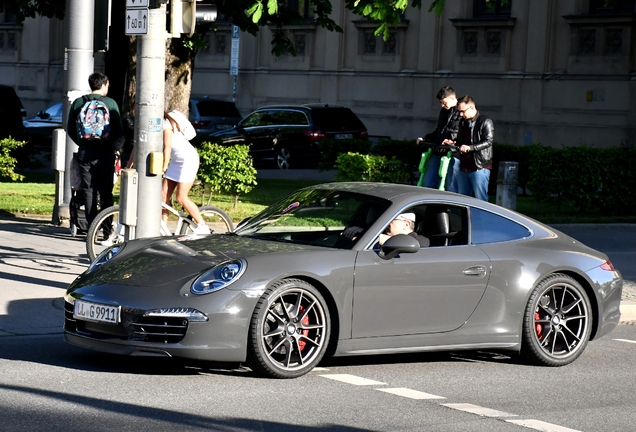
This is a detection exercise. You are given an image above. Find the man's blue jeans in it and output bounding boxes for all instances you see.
[423,155,459,192]
[456,168,490,201]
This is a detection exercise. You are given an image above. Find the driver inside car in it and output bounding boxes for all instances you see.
[378,212,429,247]
[342,211,430,248]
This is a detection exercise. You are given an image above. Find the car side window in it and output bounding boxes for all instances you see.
[241,112,265,127]
[470,207,531,244]
[416,204,468,247]
[287,111,309,126]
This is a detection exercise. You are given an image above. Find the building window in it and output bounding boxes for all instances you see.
[288,0,311,19]
[463,31,478,55]
[199,30,229,57]
[590,0,635,14]
[605,28,624,54]
[579,29,597,54]
[474,0,512,17]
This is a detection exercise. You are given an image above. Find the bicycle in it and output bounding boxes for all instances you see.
[85,202,234,261]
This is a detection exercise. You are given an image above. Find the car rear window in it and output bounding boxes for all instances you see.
[311,108,366,131]
[196,101,241,118]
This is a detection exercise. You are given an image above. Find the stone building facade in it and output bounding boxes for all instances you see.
[2,1,635,148]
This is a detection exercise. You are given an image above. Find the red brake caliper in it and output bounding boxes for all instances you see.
[534,312,543,338]
[298,306,310,351]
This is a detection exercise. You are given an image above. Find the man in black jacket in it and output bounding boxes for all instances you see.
[443,95,493,201]
[417,86,461,191]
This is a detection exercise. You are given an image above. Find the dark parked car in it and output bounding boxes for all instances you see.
[211,104,369,169]
[0,85,26,140]
[189,96,242,136]
[64,183,623,379]
[22,102,63,147]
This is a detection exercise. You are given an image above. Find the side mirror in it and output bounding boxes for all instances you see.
[379,234,420,260]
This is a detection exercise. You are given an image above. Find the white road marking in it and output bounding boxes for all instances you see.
[441,403,517,418]
[506,419,582,432]
[319,374,385,386]
[312,367,330,372]
[613,338,636,344]
[376,387,445,400]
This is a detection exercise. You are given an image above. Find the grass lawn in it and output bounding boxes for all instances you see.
[1,172,635,224]
[0,172,324,223]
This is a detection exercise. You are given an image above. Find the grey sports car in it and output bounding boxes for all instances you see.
[64,183,623,378]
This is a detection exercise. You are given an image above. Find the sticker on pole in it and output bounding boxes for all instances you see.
[148,118,162,132]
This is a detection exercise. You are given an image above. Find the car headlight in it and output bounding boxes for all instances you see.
[191,259,246,295]
[87,244,124,273]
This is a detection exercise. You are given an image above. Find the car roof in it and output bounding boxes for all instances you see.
[302,181,548,231]
[253,104,350,111]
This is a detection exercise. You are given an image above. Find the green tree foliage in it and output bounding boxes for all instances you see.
[197,142,257,209]
[0,137,26,181]
[2,0,446,53]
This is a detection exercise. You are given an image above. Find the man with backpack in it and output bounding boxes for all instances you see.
[67,72,124,239]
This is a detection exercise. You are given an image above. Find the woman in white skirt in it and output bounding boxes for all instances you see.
[162,110,210,234]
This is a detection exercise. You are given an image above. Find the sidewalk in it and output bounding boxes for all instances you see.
[0,215,635,339]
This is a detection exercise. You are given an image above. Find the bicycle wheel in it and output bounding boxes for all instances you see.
[86,205,125,262]
[180,206,234,235]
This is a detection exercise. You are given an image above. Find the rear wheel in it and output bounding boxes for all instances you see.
[247,279,330,378]
[276,147,291,169]
[86,205,124,262]
[520,273,592,366]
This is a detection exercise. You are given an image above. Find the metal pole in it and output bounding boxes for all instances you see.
[496,161,519,210]
[133,5,166,239]
[57,0,95,224]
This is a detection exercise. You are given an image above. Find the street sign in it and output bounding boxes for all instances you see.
[230,25,239,76]
[125,8,149,35]
[126,0,149,7]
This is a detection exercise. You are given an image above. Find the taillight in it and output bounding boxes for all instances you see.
[359,129,368,138]
[191,120,211,129]
[600,260,615,271]
[304,130,327,141]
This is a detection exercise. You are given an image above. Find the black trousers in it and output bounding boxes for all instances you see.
[77,146,115,236]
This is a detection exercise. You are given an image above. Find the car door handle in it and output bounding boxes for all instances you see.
[463,266,487,277]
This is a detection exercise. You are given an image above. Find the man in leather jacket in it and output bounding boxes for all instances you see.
[417,86,461,192]
[442,95,493,201]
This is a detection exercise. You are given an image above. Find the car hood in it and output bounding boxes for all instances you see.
[74,234,327,288]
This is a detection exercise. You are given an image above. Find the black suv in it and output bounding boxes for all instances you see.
[189,97,242,136]
[210,104,368,169]
[0,85,25,140]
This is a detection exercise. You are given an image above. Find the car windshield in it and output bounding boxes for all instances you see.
[311,108,366,131]
[196,101,240,117]
[235,188,391,249]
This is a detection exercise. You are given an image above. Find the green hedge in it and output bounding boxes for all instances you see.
[322,138,636,215]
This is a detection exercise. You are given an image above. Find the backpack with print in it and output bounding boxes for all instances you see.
[76,96,111,141]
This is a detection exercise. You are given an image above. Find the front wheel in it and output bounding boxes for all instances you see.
[520,273,592,366]
[86,206,124,262]
[247,279,331,378]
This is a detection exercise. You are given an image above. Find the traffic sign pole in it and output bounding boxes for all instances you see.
[132,4,166,239]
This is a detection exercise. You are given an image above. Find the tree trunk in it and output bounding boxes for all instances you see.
[164,38,196,115]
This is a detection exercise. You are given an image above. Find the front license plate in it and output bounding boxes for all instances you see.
[74,300,120,325]
[334,133,353,140]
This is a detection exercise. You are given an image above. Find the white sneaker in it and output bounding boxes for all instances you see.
[100,237,115,246]
[100,235,123,246]
[192,223,211,235]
